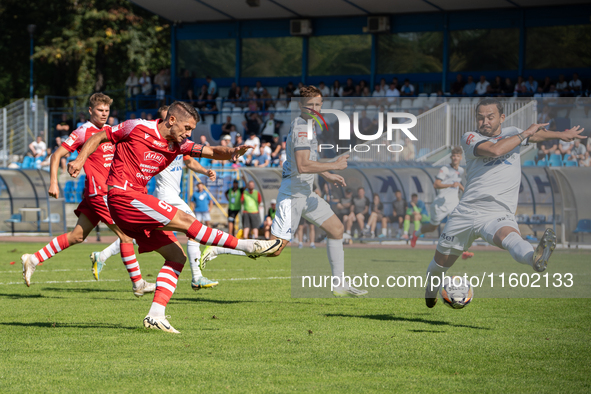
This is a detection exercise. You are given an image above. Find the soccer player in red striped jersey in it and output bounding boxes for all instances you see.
[21,93,156,297]
[68,101,281,333]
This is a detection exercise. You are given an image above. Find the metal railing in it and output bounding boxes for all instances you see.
[0,97,47,167]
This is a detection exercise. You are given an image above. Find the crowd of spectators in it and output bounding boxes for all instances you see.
[450,73,585,97]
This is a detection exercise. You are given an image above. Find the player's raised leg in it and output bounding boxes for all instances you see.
[493,226,556,272]
[21,213,95,287]
[90,238,122,280]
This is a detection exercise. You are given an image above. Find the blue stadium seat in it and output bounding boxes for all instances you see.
[548,158,563,167]
[75,175,86,202]
[22,156,34,169]
[537,159,547,166]
[64,181,75,203]
[573,219,591,243]
[564,160,578,167]
[523,160,535,166]
[4,213,22,223]
[549,153,562,162]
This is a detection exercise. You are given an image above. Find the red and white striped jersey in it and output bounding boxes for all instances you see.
[105,118,203,193]
[62,121,114,198]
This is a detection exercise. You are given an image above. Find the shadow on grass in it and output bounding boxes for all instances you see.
[0,292,65,300]
[41,287,122,293]
[408,329,445,333]
[0,321,137,330]
[324,313,491,330]
[171,298,257,305]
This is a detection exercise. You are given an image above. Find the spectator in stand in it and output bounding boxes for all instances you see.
[538,105,553,124]
[247,91,259,112]
[253,142,272,167]
[29,135,46,158]
[279,139,287,167]
[558,138,574,157]
[225,180,243,236]
[402,193,429,240]
[220,134,233,148]
[402,136,416,161]
[541,76,552,93]
[389,190,407,238]
[462,76,476,95]
[489,76,504,95]
[386,82,400,101]
[367,193,388,238]
[537,139,557,163]
[139,71,152,95]
[125,71,139,96]
[372,84,385,97]
[262,199,277,240]
[569,73,583,95]
[252,81,264,96]
[354,85,362,97]
[345,187,370,238]
[362,86,371,97]
[502,78,513,96]
[514,76,526,95]
[146,113,153,120]
[221,116,236,137]
[359,80,368,92]
[244,133,261,158]
[260,88,273,108]
[331,80,343,97]
[335,188,354,226]
[269,134,282,166]
[186,89,196,107]
[154,69,167,103]
[318,81,330,97]
[276,87,288,107]
[191,182,213,227]
[450,74,465,95]
[556,74,568,95]
[241,86,251,102]
[524,76,538,95]
[342,78,355,97]
[392,77,399,87]
[260,113,283,143]
[227,82,238,100]
[76,113,86,128]
[203,95,218,116]
[196,85,208,108]
[379,78,387,93]
[199,135,210,147]
[241,181,262,239]
[243,113,263,137]
[293,82,304,96]
[400,79,415,96]
[206,76,217,97]
[475,75,490,96]
[180,69,193,100]
[285,82,295,97]
[545,84,559,98]
[56,113,72,137]
[569,139,587,165]
[51,136,68,172]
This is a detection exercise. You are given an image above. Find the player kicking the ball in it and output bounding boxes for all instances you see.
[90,106,219,290]
[199,86,368,297]
[425,98,585,308]
[68,101,281,333]
[411,146,474,260]
[21,93,155,297]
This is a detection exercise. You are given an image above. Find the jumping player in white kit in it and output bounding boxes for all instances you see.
[424,98,585,307]
[411,146,474,259]
[91,106,220,290]
[199,86,367,297]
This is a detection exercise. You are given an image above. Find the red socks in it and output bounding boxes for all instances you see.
[153,261,185,307]
[34,234,70,263]
[120,243,142,283]
[187,220,238,249]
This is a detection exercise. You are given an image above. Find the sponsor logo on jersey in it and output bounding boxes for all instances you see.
[144,151,165,164]
[466,134,475,145]
[101,143,114,153]
[483,153,514,166]
[65,133,78,146]
[152,140,167,148]
[145,133,150,139]
[440,232,455,242]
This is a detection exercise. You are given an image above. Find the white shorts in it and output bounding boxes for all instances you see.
[155,193,195,218]
[195,212,211,223]
[436,205,520,256]
[271,191,334,241]
[429,197,456,226]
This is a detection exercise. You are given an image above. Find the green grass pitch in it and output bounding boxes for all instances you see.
[0,242,590,393]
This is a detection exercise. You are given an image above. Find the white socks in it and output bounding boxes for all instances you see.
[148,303,165,317]
[501,232,534,266]
[381,228,387,236]
[327,238,345,286]
[425,258,450,294]
[100,238,121,263]
[187,240,202,281]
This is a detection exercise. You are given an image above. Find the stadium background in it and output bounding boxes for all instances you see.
[0,0,590,246]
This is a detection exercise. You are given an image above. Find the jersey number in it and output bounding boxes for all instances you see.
[158,201,173,213]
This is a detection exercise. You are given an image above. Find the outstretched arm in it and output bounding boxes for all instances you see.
[295,151,349,174]
[529,125,585,143]
[200,144,250,162]
[476,123,548,158]
[48,146,72,198]
[67,130,108,178]
[184,157,216,181]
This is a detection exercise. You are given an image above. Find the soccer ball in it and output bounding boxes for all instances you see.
[440,275,473,309]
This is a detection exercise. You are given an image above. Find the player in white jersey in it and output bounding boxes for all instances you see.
[411,146,474,259]
[425,98,585,308]
[199,86,367,297]
[91,106,220,290]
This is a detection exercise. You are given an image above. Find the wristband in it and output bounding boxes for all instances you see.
[517,133,525,142]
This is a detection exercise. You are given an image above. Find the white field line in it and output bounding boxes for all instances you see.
[0,276,293,286]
